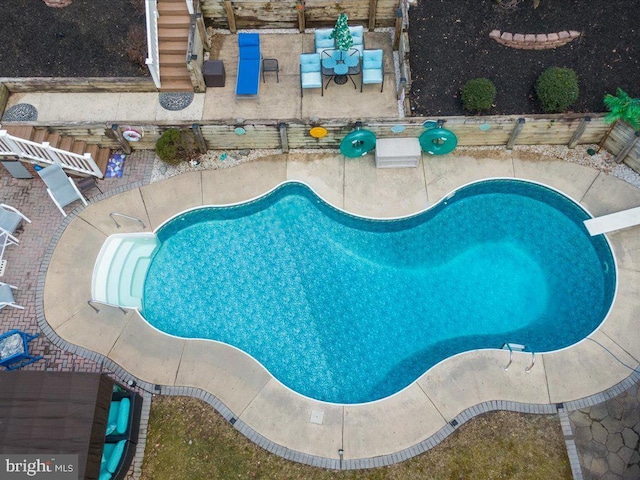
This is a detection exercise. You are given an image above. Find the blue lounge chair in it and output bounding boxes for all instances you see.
[37,162,88,217]
[235,33,261,102]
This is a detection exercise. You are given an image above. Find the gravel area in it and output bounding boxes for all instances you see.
[150,145,640,189]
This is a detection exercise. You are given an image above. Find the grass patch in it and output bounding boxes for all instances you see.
[142,396,571,480]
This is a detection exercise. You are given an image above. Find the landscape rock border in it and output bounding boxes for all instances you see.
[490,30,581,49]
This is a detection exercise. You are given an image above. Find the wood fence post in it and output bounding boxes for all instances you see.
[567,116,590,149]
[279,122,289,153]
[506,118,525,150]
[192,124,207,153]
[368,0,378,31]
[615,131,640,164]
[224,0,236,33]
[297,2,306,33]
[107,125,132,154]
[393,7,402,51]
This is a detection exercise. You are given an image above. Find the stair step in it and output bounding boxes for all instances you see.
[157,1,189,14]
[96,148,111,176]
[160,53,186,66]
[45,133,62,148]
[162,66,191,77]
[58,136,74,152]
[31,128,49,144]
[71,141,87,155]
[4,126,34,140]
[158,28,189,40]
[158,16,190,28]
[159,40,188,54]
[85,144,99,161]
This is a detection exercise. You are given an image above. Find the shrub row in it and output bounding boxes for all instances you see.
[461,67,579,114]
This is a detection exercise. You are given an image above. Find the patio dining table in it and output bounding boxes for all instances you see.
[321,49,360,90]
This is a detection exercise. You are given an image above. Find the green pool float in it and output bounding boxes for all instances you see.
[340,129,377,158]
[419,128,458,155]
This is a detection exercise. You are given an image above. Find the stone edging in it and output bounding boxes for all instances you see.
[490,30,580,49]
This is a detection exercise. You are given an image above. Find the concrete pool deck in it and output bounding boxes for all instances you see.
[43,150,640,467]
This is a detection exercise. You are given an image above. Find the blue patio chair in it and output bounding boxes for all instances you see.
[0,282,24,310]
[300,53,323,97]
[0,329,43,370]
[314,28,335,55]
[236,33,261,102]
[37,162,88,217]
[361,49,384,92]
[348,25,365,54]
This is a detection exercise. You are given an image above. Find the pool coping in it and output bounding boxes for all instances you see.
[38,152,640,467]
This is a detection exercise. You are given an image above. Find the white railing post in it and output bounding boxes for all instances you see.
[145,0,161,89]
[186,0,194,14]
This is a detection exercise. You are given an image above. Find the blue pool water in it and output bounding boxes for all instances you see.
[142,180,616,404]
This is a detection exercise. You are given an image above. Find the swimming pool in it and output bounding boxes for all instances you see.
[139,179,616,404]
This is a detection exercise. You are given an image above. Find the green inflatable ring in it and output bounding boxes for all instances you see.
[419,128,458,155]
[340,129,377,158]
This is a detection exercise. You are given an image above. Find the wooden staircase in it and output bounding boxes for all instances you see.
[3,125,111,177]
[158,0,193,92]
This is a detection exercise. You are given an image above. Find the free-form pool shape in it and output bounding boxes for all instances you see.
[140,179,616,404]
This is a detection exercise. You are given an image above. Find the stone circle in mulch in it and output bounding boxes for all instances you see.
[408,0,640,116]
[158,93,195,111]
[2,104,38,122]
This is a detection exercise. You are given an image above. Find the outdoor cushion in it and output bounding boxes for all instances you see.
[116,397,130,434]
[236,58,261,95]
[314,28,333,41]
[316,38,334,49]
[106,400,120,435]
[301,71,322,88]
[362,68,383,83]
[238,32,259,47]
[348,25,364,36]
[106,440,126,473]
[240,45,261,60]
[351,34,364,45]
[363,49,383,69]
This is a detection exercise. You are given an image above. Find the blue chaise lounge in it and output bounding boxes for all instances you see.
[236,33,261,102]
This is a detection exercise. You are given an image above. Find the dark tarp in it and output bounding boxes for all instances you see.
[0,371,114,480]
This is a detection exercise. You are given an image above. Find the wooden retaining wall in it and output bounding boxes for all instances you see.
[0,78,156,94]
[604,121,640,169]
[7,114,609,153]
[201,0,400,31]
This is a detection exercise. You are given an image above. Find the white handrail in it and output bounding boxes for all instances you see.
[145,0,161,89]
[0,130,102,178]
[186,0,194,14]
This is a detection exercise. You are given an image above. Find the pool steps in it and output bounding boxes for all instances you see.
[92,233,159,310]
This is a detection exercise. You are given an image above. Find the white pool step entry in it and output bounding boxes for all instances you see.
[584,206,640,236]
[92,233,159,309]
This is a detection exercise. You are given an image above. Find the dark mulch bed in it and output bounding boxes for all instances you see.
[0,0,148,77]
[408,0,640,116]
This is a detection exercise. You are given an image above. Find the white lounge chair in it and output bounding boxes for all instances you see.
[37,163,88,217]
[0,204,31,268]
[0,282,24,310]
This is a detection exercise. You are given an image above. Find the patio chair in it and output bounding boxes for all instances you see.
[0,329,43,370]
[348,25,365,54]
[300,53,323,97]
[361,49,384,92]
[37,162,88,217]
[235,33,261,102]
[0,204,31,267]
[0,282,24,310]
[315,28,335,55]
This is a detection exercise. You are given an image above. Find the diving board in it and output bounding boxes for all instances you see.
[584,206,640,235]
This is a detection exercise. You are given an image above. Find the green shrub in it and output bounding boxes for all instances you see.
[461,78,496,112]
[155,128,198,165]
[535,67,579,113]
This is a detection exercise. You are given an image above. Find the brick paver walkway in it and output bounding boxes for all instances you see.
[0,150,154,372]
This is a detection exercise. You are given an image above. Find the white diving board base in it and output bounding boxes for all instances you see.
[584,206,640,236]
